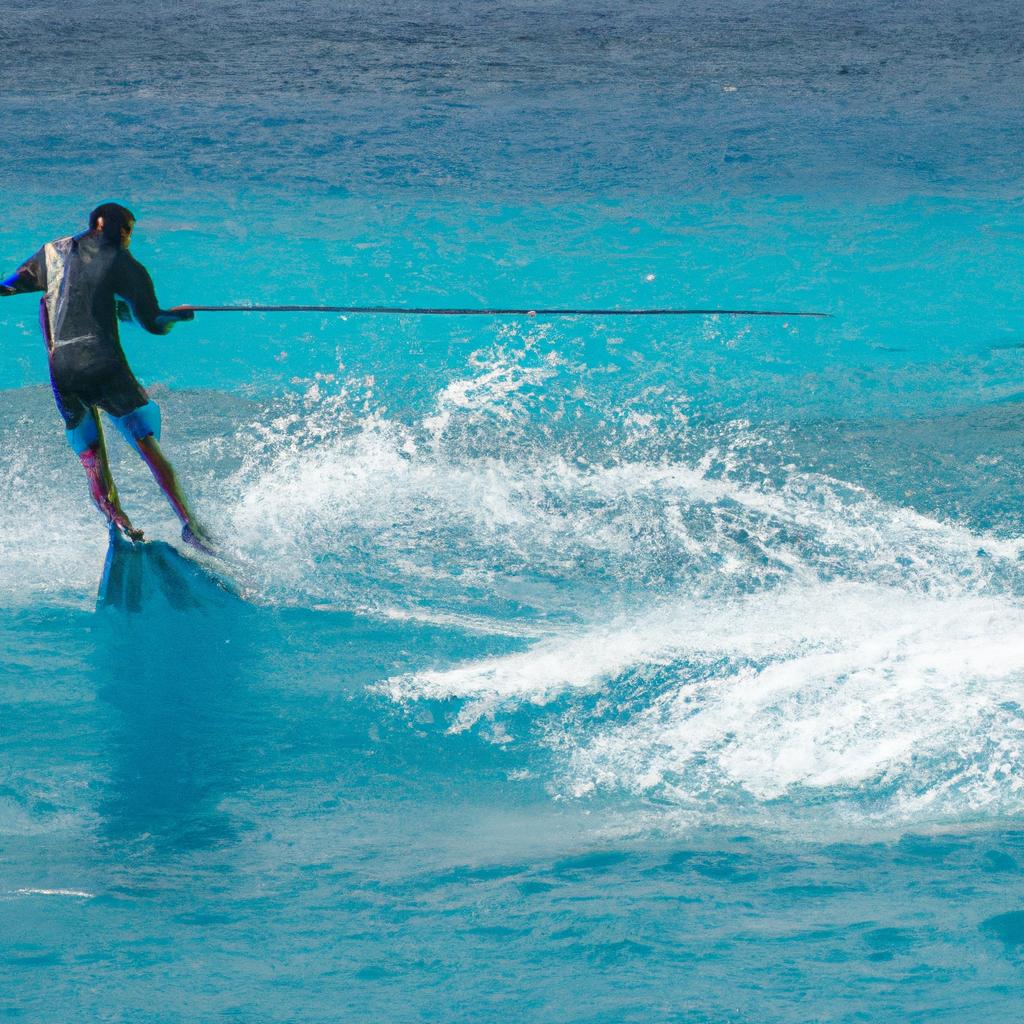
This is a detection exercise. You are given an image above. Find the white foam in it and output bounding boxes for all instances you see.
[5,365,1024,829]
[223,350,1023,610]
[12,887,94,899]
[225,378,1024,623]
[384,581,1024,823]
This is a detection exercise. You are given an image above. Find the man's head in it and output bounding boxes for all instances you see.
[89,202,136,248]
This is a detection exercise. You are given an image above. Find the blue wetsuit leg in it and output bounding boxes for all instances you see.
[65,409,100,454]
[110,400,161,452]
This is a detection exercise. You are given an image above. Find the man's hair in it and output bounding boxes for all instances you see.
[89,202,136,243]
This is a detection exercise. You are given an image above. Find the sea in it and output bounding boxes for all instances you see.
[1,2,1023,1021]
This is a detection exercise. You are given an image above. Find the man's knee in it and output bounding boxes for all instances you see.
[111,400,161,452]
[65,410,100,454]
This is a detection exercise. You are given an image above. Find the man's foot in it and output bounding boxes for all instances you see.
[111,514,144,543]
[182,522,217,556]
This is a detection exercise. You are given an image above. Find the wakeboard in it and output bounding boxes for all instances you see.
[97,527,241,612]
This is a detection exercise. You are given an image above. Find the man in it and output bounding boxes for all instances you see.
[0,202,208,549]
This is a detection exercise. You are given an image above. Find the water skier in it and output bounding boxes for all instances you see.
[0,202,210,549]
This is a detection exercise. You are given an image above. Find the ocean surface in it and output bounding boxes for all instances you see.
[2,2,1024,1021]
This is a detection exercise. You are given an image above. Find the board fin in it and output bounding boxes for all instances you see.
[97,526,240,612]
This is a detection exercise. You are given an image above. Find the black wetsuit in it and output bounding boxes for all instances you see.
[2,232,176,428]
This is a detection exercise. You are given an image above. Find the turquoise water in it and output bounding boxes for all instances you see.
[3,2,1024,1020]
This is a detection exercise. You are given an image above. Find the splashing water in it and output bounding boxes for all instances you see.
[0,332,999,836]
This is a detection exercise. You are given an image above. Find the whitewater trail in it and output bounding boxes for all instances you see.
[3,351,1024,833]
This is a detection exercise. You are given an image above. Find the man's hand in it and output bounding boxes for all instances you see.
[154,306,196,331]
[0,284,15,297]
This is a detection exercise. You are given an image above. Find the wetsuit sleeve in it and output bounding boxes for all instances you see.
[114,251,185,335]
[0,247,46,296]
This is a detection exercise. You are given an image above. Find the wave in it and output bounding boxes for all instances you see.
[384,582,1024,828]
[3,338,1023,831]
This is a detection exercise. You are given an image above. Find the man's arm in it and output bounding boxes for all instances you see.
[0,248,46,296]
[115,251,193,334]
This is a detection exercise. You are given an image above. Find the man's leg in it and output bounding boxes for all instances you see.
[137,436,215,552]
[51,359,142,540]
[72,410,144,541]
[111,401,211,549]
[136,434,195,527]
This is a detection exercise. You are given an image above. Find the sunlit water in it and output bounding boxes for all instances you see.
[2,2,1024,1021]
